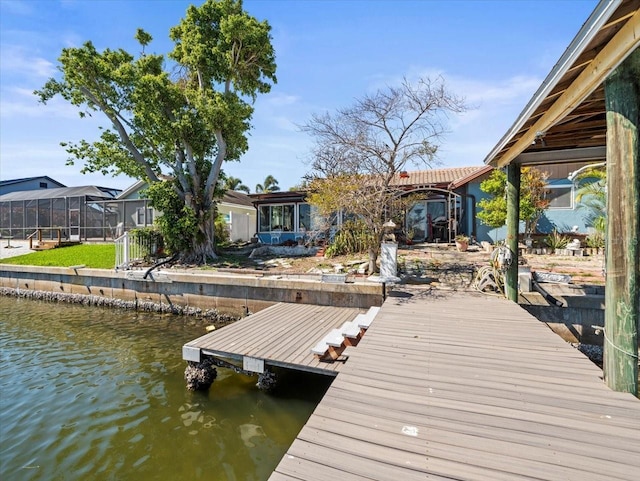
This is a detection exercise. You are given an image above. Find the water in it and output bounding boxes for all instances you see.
[0,297,331,481]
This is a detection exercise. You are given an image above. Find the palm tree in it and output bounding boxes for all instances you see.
[575,166,606,233]
[255,175,280,193]
[224,176,250,194]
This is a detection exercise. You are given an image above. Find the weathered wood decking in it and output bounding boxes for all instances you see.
[270,288,640,481]
[183,302,364,374]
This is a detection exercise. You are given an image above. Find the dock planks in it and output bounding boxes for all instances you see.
[184,302,363,374]
[270,288,640,481]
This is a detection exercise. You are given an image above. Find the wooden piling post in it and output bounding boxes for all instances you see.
[604,48,639,396]
[505,163,521,302]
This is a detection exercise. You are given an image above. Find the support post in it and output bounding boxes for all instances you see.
[505,163,521,302]
[604,48,639,396]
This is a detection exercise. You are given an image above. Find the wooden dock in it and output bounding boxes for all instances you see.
[183,302,365,375]
[269,288,640,481]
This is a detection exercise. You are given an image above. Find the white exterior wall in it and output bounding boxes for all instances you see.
[228,211,254,242]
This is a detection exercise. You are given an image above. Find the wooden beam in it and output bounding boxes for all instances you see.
[603,47,639,396]
[493,9,640,168]
[515,146,606,166]
[505,163,520,302]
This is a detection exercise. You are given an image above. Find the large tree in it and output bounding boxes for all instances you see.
[35,0,276,263]
[303,77,466,273]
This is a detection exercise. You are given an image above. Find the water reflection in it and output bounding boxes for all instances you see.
[0,297,330,481]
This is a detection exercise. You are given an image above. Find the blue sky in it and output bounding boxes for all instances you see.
[0,0,598,192]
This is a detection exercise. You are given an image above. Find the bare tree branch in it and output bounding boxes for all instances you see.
[303,76,467,272]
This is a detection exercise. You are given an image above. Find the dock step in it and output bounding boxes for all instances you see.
[356,306,380,330]
[311,306,380,360]
[340,320,360,339]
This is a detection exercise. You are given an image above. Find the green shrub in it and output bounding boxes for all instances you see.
[129,227,164,261]
[214,213,230,246]
[325,220,373,257]
[144,181,198,255]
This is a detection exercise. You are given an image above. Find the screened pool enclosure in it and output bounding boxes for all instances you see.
[0,186,155,241]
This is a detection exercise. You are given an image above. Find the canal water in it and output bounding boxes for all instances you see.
[0,297,331,481]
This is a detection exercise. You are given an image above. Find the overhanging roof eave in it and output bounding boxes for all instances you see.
[483,0,624,168]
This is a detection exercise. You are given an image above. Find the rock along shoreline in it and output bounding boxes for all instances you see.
[0,286,240,324]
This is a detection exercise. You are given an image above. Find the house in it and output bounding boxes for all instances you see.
[248,163,604,246]
[0,176,66,196]
[218,190,256,242]
[249,166,490,245]
[99,180,256,242]
[248,191,310,245]
[394,166,490,243]
[94,180,157,238]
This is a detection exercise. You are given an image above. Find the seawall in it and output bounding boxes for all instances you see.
[0,265,383,317]
[519,290,605,345]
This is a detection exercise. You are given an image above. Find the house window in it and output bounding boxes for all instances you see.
[546,186,573,209]
[298,203,310,231]
[258,204,295,232]
[39,182,48,188]
[136,207,154,225]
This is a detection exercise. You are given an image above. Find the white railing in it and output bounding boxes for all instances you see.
[114,231,152,270]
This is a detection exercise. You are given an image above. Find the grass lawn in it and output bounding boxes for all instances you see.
[1,244,115,269]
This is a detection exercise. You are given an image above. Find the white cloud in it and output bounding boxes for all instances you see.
[0,0,35,16]
[60,32,85,49]
[269,115,298,132]
[265,93,300,107]
[368,69,544,166]
[252,89,309,134]
[0,44,56,79]
[354,67,543,166]
[260,67,542,171]
[0,142,134,189]
[454,75,541,107]
[0,87,81,119]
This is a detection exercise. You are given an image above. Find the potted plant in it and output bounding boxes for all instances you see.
[455,234,470,252]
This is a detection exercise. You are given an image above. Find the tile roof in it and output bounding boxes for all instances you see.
[390,166,489,188]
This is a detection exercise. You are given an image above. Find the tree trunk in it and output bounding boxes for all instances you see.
[182,206,217,264]
[368,247,378,275]
[367,229,385,274]
[184,238,217,264]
